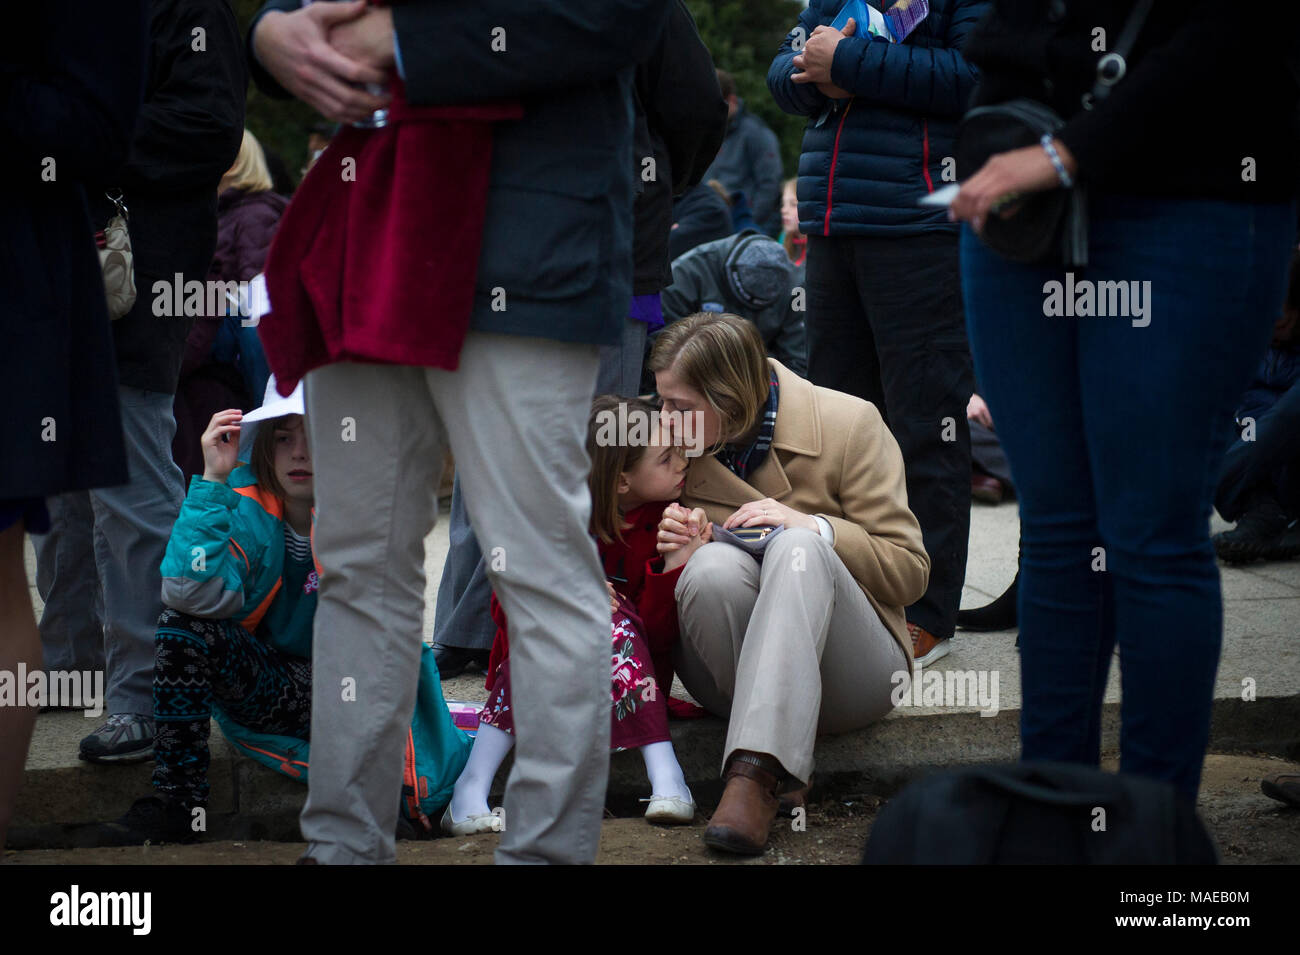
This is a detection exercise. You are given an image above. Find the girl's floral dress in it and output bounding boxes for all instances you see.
[479,593,670,752]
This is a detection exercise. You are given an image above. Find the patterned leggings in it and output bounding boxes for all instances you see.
[152,608,312,806]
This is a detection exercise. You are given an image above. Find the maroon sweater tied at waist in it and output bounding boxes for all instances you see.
[261,80,522,396]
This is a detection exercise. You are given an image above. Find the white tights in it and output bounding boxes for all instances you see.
[447,725,692,820]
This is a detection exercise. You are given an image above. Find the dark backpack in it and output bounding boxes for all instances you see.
[862,762,1218,865]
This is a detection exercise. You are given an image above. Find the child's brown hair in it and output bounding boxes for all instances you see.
[587,395,669,544]
[249,414,302,504]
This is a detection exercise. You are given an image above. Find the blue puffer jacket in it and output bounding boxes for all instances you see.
[160,465,314,660]
[768,0,988,237]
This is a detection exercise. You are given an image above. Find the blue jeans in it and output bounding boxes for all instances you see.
[961,194,1295,800]
[34,386,186,716]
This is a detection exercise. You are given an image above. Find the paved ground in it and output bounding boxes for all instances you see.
[10,496,1300,863]
[8,755,1298,865]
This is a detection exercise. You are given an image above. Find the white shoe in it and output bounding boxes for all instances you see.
[440,805,503,836]
[642,794,695,825]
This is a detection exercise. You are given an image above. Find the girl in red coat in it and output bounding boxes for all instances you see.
[442,396,698,835]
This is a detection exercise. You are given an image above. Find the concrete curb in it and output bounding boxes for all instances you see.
[10,692,1298,848]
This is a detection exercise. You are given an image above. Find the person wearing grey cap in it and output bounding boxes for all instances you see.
[658,231,807,378]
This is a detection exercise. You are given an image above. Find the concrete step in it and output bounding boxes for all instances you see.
[11,675,1298,847]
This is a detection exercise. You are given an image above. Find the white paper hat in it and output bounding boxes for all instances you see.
[238,375,306,468]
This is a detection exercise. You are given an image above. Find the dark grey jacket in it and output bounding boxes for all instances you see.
[250,0,673,347]
[702,101,784,237]
[660,232,807,376]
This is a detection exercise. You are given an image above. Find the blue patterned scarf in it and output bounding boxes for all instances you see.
[717,374,779,481]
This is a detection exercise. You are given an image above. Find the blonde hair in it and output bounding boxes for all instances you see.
[648,312,770,450]
[222,128,273,194]
[781,177,803,260]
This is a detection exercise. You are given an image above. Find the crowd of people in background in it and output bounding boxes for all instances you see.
[3,0,1299,863]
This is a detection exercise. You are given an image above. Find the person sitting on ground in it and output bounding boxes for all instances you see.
[99,384,316,844]
[1214,245,1300,565]
[650,312,929,855]
[442,396,696,834]
[657,231,808,378]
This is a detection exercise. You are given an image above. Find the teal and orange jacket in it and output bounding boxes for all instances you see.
[160,463,314,660]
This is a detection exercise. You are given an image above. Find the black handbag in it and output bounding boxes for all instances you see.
[861,762,1219,864]
[955,0,1155,267]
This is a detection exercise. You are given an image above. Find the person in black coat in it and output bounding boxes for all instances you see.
[1,0,149,849]
[602,0,726,396]
[32,0,246,770]
[657,231,808,377]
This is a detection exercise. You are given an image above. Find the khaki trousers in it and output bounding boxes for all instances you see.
[674,528,906,784]
[300,333,611,864]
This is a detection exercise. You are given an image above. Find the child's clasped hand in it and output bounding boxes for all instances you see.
[658,502,714,572]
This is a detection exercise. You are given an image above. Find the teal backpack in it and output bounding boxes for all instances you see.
[215,643,472,833]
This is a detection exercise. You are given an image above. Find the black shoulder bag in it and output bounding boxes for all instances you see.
[955,0,1155,267]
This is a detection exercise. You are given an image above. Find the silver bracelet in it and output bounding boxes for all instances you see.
[1040,133,1074,188]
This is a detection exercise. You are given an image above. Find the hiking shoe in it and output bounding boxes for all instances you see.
[1261,773,1300,809]
[1213,492,1298,565]
[93,796,199,846]
[908,623,950,666]
[79,713,155,763]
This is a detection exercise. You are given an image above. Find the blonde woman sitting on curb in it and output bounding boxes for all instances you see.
[650,312,929,855]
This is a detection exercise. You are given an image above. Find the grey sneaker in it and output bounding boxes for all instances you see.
[79,713,155,763]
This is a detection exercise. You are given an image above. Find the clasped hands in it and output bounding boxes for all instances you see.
[791,17,857,100]
[253,0,397,124]
[657,499,818,572]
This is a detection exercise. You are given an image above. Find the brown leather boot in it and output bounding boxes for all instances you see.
[777,775,813,818]
[704,752,783,855]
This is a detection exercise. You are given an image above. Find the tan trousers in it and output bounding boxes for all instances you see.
[674,528,906,784]
[300,333,611,865]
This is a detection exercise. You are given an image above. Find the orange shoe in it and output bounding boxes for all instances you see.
[908,622,951,666]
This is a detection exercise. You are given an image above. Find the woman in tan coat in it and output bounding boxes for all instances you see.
[650,312,929,854]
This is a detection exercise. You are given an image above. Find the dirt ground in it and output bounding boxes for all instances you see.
[5,754,1297,865]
